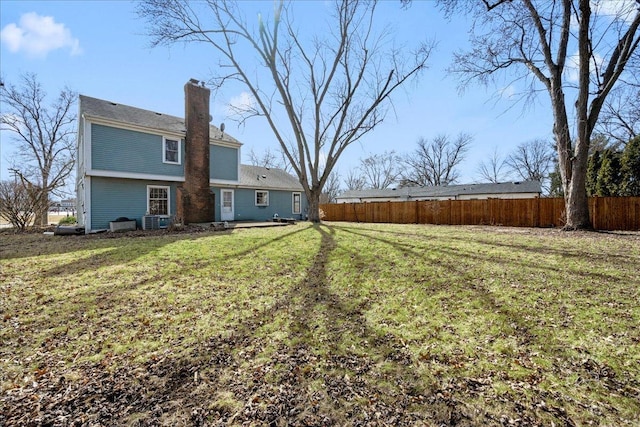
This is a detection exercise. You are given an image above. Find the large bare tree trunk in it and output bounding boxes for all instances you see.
[138,1,431,224]
[552,78,592,230]
[306,187,323,223]
[564,158,591,229]
[445,0,639,230]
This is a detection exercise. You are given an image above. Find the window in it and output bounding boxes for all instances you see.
[292,192,301,214]
[163,137,181,164]
[255,190,269,206]
[148,186,170,215]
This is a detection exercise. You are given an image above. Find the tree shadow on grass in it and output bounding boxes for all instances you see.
[36,226,307,280]
[169,224,446,425]
[7,223,631,426]
[334,223,629,285]
[443,231,638,265]
[1,223,489,426]
[328,224,640,419]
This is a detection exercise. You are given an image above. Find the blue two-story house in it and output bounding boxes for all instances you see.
[76,80,307,232]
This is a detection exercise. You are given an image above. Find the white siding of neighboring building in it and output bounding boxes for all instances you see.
[337,192,540,203]
[456,192,539,200]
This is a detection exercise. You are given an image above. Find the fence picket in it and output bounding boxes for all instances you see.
[320,197,640,231]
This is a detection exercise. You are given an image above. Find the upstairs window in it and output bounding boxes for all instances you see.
[163,137,181,164]
[148,186,170,215]
[255,190,269,206]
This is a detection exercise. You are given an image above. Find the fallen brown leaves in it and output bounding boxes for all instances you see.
[1,336,480,426]
[2,224,639,426]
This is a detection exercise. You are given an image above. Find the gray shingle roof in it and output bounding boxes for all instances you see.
[337,181,542,200]
[239,165,303,191]
[79,95,241,145]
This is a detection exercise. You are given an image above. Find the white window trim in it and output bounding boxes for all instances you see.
[255,190,269,207]
[292,192,301,214]
[147,185,171,216]
[163,137,181,165]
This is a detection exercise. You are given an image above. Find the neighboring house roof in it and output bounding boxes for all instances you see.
[79,95,241,145]
[337,181,542,200]
[239,165,303,191]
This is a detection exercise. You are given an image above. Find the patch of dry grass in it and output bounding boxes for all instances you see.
[1,223,639,425]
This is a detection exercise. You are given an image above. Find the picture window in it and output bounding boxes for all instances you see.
[148,186,170,215]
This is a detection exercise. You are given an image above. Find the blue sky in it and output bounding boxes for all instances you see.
[0,0,556,194]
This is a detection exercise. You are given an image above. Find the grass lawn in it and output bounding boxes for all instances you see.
[1,222,639,426]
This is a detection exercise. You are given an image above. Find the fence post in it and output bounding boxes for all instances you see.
[322,196,637,230]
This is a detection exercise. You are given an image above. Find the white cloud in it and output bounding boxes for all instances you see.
[565,53,579,83]
[0,12,82,58]
[226,91,257,116]
[564,51,604,84]
[591,0,638,24]
[498,85,516,100]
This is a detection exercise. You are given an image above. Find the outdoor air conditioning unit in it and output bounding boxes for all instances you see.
[142,215,170,230]
[142,215,159,230]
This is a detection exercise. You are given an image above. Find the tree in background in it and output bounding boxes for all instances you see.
[0,180,39,231]
[0,73,76,226]
[247,147,292,173]
[548,161,564,198]
[320,171,342,204]
[357,151,402,189]
[585,150,601,197]
[505,139,555,192]
[620,136,640,196]
[138,0,431,222]
[401,133,472,186]
[583,135,639,197]
[589,133,615,153]
[476,146,508,183]
[443,0,640,229]
[344,169,366,191]
[598,86,640,147]
[595,149,623,197]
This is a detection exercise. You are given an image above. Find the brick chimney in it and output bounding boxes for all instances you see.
[177,79,214,223]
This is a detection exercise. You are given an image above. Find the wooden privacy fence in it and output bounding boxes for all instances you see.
[320,197,640,231]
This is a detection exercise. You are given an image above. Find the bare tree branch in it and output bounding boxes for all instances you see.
[246,146,293,173]
[505,139,555,193]
[443,0,640,229]
[320,170,342,203]
[137,0,432,221]
[597,85,640,145]
[476,146,509,183]
[401,133,472,187]
[358,151,402,189]
[0,73,76,226]
[0,180,40,231]
[344,169,366,191]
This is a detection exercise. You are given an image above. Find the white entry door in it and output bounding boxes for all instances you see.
[221,189,234,221]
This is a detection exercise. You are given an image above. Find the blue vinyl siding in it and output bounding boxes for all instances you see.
[210,145,238,181]
[91,177,176,230]
[212,187,307,221]
[91,124,184,177]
